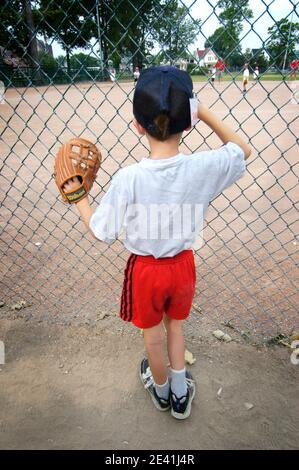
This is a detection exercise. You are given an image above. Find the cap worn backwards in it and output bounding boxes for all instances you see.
[133,65,193,136]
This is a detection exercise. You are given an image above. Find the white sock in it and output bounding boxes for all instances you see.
[170,367,187,398]
[155,379,170,400]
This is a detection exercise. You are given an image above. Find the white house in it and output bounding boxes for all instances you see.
[195,48,218,66]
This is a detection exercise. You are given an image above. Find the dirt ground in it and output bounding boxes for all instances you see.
[0,317,298,450]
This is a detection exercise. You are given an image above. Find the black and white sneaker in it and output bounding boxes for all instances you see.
[139,358,170,411]
[170,371,196,420]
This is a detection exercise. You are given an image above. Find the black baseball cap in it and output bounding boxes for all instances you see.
[133,65,193,135]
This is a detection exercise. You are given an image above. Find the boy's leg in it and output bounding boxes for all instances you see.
[140,322,170,411]
[164,316,196,420]
[163,316,187,397]
[163,316,185,370]
[143,322,168,385]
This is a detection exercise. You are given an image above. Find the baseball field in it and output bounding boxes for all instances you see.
[1,78,298,338]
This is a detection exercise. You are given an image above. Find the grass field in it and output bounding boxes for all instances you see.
[191,73,295,82]
[114,73,296,84]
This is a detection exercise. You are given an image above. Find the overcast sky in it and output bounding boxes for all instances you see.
[51,0,297,58]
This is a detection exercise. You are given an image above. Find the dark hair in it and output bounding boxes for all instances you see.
[147,111,171,141]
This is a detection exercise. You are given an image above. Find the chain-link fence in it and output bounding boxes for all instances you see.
[0,0,298,344]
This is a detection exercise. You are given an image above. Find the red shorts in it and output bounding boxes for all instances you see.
[120,250,196,329]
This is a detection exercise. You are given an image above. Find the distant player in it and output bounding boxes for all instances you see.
[253,65,259,81]
[210,64,217,85]
[242,63,250,94]
[110,68,116,83]
[216,59,225,83]
[290,59,299,80]
[134,66,140,83]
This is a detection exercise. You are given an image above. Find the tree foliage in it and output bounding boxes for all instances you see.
[98,0,156,69]
[38,51,59,75]
[70,52,99,68]
[205,0,253,66]
[205,26,242,64]
[218,0,253,34]
[267,18,299,68]
[0,0,35,61]
[1,0,202,73]
[150,0,201,63]
[36,0,96,73]
[247,49,269,71]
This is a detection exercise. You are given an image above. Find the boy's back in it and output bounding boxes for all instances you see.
[90,142,245,258]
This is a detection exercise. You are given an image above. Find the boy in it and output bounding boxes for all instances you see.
[63,66,251,420]
[242,63,250,94]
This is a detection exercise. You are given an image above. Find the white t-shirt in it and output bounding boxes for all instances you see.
[90,142,246,258]
[253,69,259,79]
[243,69,249,79]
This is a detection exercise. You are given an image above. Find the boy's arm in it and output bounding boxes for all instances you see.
[76,197,96,237]
[197,103,251,160]
[62,177,97,239]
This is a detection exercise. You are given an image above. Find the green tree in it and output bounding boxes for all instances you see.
[218,0,253,34]
[56,55,66,66]
[243,48,252,62]
[90,0,156,71]
[38,51,58,76]
[205,26,241,63]
[250,49,269,71]
[0,1,23,56]
[151,0,201,64]
[0,0,39,66]
[70,53,99,68]
[36,0,96,74]
[267,18,299,68]
[205,0,253,66]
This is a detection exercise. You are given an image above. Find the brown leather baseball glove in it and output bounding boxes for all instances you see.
[54,137,102,204]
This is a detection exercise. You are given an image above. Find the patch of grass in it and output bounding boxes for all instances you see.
[240,331,252,343]
[222,319,236,330]
[222,320,252,344]
[221,321,293,348]
[264,333,290,347]
[191,74,289,82]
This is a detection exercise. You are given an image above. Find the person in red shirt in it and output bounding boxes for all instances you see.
[290,59,299,80]
[216,59,225,83]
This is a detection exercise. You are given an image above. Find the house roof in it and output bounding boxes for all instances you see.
[197,47,213,59]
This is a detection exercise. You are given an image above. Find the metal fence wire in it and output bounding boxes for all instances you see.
[0,0,298,344]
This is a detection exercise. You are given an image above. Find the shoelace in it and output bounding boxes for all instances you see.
[143,366,154,389]
[186,377,195,388]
